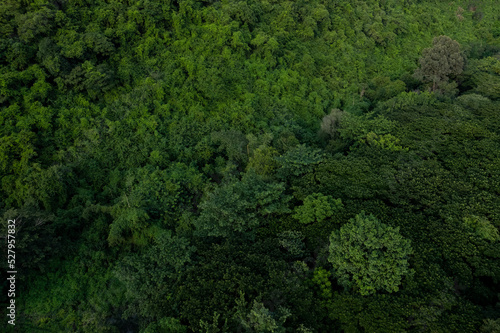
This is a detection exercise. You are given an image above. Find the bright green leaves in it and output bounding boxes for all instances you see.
[360,132,408,152]
[321,109,406,154]
[463,216,500,242]
[293,193,343,225]
[328,211,413,296]
[246,133,279,176]
[312,267,333,299]
[247,145,279,176]
[3,0,500,331]
[379,91,437,113]
[337,112,396,143]
[57,29,86,59]
[194,170,291,237]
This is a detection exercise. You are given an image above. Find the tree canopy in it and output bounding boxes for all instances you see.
[328,211,413,296]
[1,0,500,332]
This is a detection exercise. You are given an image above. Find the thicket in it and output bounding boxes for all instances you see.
[1,0,500,332]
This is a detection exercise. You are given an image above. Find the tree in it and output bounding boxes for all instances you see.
[246,145,279,176]
[275,144,323,179]
[115,229,196,319]
[234,296,291,333]
[141,317,187,333]
[462,56,500,100]
[278,230,306,256]
[194,170,291,237]
[319,109,344,139]
[481,318,500,333]
[293,193,343,225]
[328,211,413,296]
[414,35,464,91]
[463,215,500,242]
[364,76,406,103]
[210,129,249,164]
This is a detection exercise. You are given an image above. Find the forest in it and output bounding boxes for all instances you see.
[1,0,500,332]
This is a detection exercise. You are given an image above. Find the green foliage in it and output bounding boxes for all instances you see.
[211,129,249,164]
[1,201,57,272]
[275,144,323,179]
[378,90,438,112]
[337,112,396,143]
[481,318,500,333]
[115,229,196,318]
[360,132,409,152]
[278,230,306,256]
[236,299,291,333]
[463,215,500,241]
[364,76,407,103]
[414,35,465,91]
[319,109,344,139]
[194,170,291,237]
[462,56,500,99]
[141,317,187,333]
[293,193,343,225]
[174,239,314,331]
[327,292,412,332]
[247,144,279,176]
[103,164,203,245]
[2,0,500,331]
[307,156,389,200]
[328,211,413,295]
[312,267,333,299]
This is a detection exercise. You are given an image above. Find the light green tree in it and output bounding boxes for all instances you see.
[463,215,500,242]
[246,145,279,176]
[328,211,413,296]
[293,193,343,225]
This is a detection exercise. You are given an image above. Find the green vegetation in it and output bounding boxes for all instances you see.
[1,0,500,332]
[328,211,412,296]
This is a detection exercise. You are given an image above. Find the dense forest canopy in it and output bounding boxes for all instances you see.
[1,0,500,331]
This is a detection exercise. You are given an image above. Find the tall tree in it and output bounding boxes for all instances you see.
[414,35,464,91]
[328,211,413,296]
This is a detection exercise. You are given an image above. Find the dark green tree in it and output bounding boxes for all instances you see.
[194,170,291,238]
